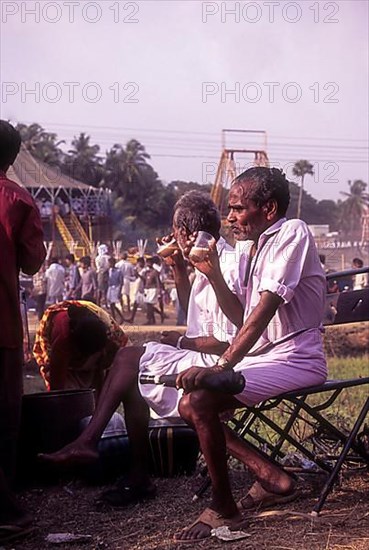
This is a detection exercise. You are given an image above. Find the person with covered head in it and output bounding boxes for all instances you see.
[173,167,327,542]
[40,191,241,507]
[116,251,136,314]
[33,301,127,397]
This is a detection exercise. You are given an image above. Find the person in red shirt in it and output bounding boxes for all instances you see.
[0,121,46,542]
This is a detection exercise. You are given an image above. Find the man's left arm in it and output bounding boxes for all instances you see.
[218,291,283,367]
[177,291,282,392]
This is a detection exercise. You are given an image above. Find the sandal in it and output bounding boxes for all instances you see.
[174,507,245,544]
[237,481,298,511]
[98,480,157,507]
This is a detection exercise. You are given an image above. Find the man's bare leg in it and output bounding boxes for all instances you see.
[120,377,151,486]
[124,293,131,314]
[223,425,294,495]
[176,390,242,541]
[110,303,124,324]
[40,347,145,465]
[176,390,294,541]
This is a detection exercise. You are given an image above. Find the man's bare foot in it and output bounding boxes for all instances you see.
[174,507,244,542]
[38,442,99,466]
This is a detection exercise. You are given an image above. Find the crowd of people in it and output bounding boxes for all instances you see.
[30,247,190,327]
[1,119,368,545]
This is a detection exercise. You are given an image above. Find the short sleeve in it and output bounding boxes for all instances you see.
[257,222,312,304]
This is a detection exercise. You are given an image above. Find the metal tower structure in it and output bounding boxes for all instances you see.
[211,129,269,215]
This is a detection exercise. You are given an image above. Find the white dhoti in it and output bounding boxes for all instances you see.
[144,288,158,304]
[234,329,327,406]
[138,342,219,418]
[138,237,239,418]
[106,285,121,304]
[123,279,131,296]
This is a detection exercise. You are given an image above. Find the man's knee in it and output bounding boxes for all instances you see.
[115,346,143,369]
[178,394,192,420]
[179,389,216,421]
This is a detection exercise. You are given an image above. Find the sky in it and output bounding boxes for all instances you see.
[1,0,368,201]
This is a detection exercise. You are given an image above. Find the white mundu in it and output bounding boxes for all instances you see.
[138,237,239,418]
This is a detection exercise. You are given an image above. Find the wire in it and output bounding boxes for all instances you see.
[21,119,368,144]
[19,119,369,165]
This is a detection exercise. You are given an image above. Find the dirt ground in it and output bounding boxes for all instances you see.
[9,465,369,550]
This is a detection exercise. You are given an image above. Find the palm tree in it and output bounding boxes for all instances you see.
[104,140,151,202]
[338,180,369,239]
[64,133,102,186]
[16,123,64,165]
[292,160,314,219]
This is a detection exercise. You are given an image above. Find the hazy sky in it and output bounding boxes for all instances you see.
[1,0,368,200]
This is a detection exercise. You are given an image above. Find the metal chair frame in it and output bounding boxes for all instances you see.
[228,378,369,514]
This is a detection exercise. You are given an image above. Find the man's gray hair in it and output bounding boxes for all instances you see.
[174,191,221,237]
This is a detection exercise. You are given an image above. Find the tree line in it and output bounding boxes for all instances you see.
[17,123,368,242]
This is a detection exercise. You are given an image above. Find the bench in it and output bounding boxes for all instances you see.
[197,267,369,514]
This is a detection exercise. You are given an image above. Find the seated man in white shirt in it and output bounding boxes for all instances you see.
[40,191,242,506]
[174,167,327,542]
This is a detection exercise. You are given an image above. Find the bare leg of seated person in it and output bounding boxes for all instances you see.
[39,347,145,466]
[224,425,297,510]
[175,390,295,542]
[40,346,156,503]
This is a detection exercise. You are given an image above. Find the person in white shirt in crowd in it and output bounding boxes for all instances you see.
[106,257,124,324]
[116,252,136,314]
[75,256,97,303]
[64,253,81,299]
[32,264,47,320]
[44,200,53,217]
[152,256,168,324]
[45,257,65,304]
[170,286,186,326]
[142,257,161,325]
[95,244,110,307]
[126,257,147,324]
[40,191,240,509]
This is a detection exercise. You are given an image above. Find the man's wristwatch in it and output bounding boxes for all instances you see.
[216,357,233,371]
